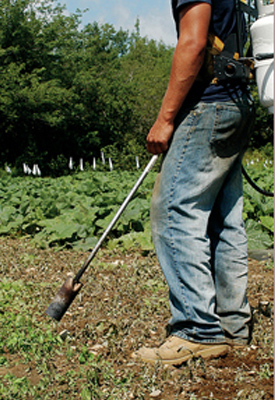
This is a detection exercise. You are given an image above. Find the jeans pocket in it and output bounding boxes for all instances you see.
[210,103,255,158]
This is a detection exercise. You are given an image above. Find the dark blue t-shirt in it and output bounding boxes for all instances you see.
[172,0,247,104]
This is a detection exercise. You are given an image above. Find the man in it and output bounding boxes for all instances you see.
[132,0,255,365]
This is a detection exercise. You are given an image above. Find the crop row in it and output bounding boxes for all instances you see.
[0,162,273,251]
[0,169,156,251]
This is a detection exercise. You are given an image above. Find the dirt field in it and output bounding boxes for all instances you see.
[0,238,273,399]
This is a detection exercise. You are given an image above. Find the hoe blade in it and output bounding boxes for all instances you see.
[46,277,83,321]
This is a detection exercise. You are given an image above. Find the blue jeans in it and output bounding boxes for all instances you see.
[151,97,255,344]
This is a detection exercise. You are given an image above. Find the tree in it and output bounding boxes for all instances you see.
[0,0,80,172]
[0,1,270,176]
[249,84,273,150]
[0,1,173,173]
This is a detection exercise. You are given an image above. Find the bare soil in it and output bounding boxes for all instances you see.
[0,238,273,399]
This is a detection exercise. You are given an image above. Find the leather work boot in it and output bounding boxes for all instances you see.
[131,336,230,366]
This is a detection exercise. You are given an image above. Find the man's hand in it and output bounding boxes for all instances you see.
[146,117,174,154]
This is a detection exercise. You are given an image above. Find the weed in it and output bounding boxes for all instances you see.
[259,363,273,380]
[0,238,273,399]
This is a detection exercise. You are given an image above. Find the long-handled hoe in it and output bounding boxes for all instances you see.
[46,155,158,322]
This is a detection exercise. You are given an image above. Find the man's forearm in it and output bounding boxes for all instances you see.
[146,3,211,154]
[157,41,206,125]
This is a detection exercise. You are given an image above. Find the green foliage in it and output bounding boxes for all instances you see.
[0,155,273,251]
[243,156,274,249]
[0,0,172,174]
[249,84,273,149]
[0,0,273,252]
[0,168,157,251]
[0,1,272,175]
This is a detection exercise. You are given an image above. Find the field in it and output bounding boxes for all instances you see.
[0,158,273,252]
[0,237,273,399]
[0,162,273,399]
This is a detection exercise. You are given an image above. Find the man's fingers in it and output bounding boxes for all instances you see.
[146,120,174,154]
[147,140,168,154]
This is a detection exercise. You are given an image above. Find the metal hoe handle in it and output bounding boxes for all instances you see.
[74,154,158,283]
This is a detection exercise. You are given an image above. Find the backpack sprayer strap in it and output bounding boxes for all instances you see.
[196,33,254,85]
[212,48,254,85]
[197,0,258,85]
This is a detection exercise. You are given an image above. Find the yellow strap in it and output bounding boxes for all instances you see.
[207,33,224,55]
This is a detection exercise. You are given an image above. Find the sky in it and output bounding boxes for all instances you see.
[59,0,177,47]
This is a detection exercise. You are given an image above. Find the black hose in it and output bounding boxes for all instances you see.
[242,165,274,197]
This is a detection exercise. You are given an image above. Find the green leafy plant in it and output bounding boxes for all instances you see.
[243,158,274,249]
[0,157,273,251]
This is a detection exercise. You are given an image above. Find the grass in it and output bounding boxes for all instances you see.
[0,237,273,399]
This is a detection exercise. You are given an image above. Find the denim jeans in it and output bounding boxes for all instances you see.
[151,97,255,344]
